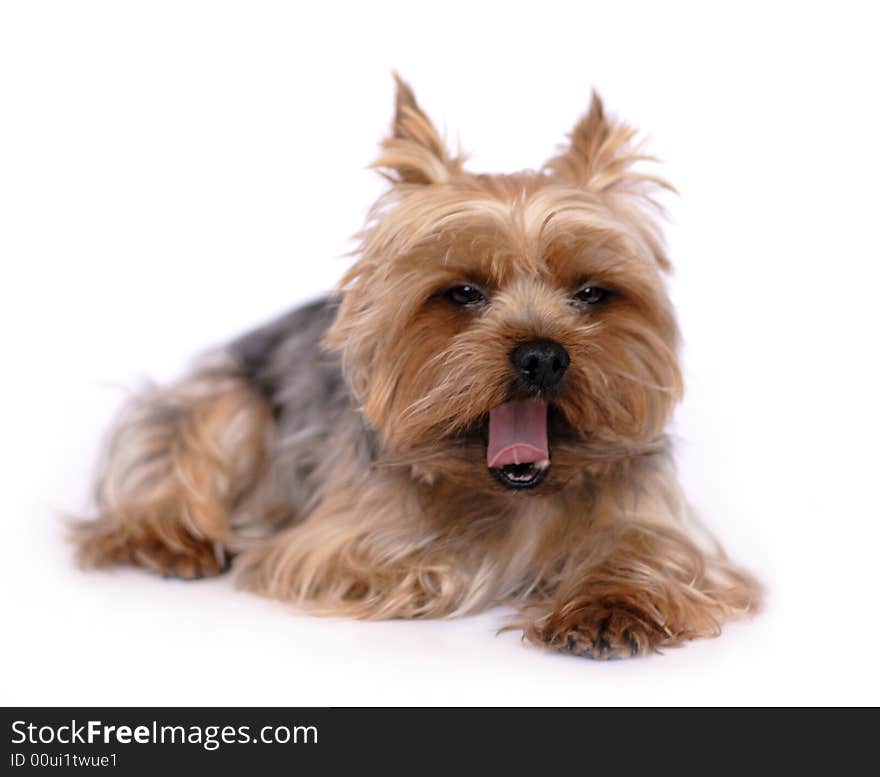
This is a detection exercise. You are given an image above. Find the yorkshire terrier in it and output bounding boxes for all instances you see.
[74,76,760,659]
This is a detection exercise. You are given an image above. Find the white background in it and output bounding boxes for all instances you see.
[2,1,878,706]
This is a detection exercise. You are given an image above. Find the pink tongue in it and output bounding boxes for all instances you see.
[487,400,549,468]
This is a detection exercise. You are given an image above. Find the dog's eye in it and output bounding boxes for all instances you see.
[573,285,610,307]
[445,284,487,307]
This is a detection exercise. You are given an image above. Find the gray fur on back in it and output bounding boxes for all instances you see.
[228,296,376,530]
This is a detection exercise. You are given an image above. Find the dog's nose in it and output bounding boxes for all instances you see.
[510,340,570,391]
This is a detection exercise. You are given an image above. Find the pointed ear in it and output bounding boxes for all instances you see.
[545,91,672,196]
[373,74,460,185]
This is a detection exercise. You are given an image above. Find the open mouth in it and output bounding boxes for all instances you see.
[486,399,550,491]
[489,459,550,489]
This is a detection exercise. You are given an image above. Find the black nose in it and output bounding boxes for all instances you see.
[510,340,570,391]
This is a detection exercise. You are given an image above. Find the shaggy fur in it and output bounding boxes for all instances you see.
[73,75,760,659]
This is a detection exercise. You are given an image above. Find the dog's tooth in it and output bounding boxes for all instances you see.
[534,459,550,470]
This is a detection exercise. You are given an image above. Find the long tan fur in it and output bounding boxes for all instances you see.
[73,76,760,659]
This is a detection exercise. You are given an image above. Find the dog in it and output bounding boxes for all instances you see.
[73,76,760,659]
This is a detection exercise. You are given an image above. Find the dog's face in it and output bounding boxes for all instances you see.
[328,78,682,494]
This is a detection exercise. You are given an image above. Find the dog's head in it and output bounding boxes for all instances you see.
[327,76,682,493]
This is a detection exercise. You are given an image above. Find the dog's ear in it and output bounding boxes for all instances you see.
[545,92,671,197]
[546,92,674,271]
[373,74,460,185]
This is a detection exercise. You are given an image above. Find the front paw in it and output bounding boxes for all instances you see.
[531,600,671,660]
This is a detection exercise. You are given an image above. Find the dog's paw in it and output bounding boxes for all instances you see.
[75,521,228,580]
[129,538,228,580]
[531,601,670,660]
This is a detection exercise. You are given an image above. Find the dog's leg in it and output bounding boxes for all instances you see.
[235,472,516,619]
[522,474,762,659]
[72,356,271,579]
